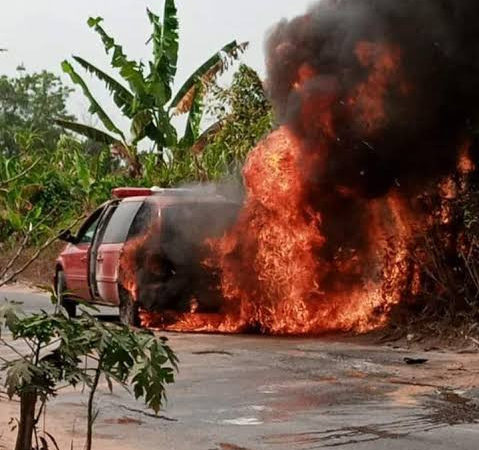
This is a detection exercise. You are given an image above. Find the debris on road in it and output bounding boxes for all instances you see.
[404,357,429,365]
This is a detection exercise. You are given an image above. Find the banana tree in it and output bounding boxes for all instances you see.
[57,0,247,177]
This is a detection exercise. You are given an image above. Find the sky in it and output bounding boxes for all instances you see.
[0,0,313,133]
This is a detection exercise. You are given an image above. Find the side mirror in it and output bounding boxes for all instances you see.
[59,229,77,244]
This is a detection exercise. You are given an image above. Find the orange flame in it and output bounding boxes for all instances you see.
[140,127,415,335]
[128,38,472,336]
[349,42,402,133]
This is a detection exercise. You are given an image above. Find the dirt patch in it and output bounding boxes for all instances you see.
[103,416,143,426]
[424,390,479,425]
[0,241,63,287]
[217,444,251,450]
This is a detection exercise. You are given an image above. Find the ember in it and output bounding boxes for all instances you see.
[122,0,479,335]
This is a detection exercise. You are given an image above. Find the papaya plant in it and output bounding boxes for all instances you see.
[0,297,178,450]
[57,0,247,177]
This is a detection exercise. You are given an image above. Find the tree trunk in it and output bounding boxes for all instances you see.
[15,391,37,450]
[85,362,102,450]
[128,152,143,179]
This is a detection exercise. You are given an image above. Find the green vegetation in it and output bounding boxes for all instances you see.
[0,68,74,156]
[202,64,274,179]
[0,0,274,250]
[58,0,247,177]
[0,296,177,450]
[0,63,272,246]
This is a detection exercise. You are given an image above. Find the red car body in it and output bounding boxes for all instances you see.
[54,187,236,318]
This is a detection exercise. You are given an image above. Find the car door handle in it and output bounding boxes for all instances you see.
[97,256,104,263]
[81,256,88,262]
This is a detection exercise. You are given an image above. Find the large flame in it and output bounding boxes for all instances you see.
[124,0,479,334]
[136,43,420,335]
[138,126,416,335]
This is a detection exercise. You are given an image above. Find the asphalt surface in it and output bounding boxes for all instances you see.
[1,286,479,450]
[0,285,119,318]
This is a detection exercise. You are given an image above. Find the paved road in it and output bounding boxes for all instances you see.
[0,285,119,317]
[1,287,479,450]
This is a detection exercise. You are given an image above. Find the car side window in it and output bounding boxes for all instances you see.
[100,201,143,244]
[78,217,101,244]
[76,208,105,244]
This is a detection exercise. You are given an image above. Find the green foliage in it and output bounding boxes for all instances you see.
[59,0,247,170]
[0,64,273,245]
[0,136,207,245]
[0,62,272,251]
[0,296,177,448]
[61,61,125,140]
[0,68,74,156]
[0,136,123,243]
[201,64,274,179]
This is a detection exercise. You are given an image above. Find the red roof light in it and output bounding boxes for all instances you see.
[112,187,153,199]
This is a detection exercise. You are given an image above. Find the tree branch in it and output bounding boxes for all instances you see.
[0,215,85,288]
[0,159,40,188]
[0,208,58,281]
[0,337,29,361]
[85,354,103,450]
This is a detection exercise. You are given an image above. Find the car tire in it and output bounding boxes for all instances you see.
[56,270,77,318]
[119,285,140,327]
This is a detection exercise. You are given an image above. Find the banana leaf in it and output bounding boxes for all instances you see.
[191,120,224,153]
[179,82,204,148]
[55,119,119,146]
[160,0,179,83]
[146,0,179,105]
[73,56,134,118]
[87,17,146,97]
[61,61,125,140]
[130,110,154,144]
[170,41,248,114]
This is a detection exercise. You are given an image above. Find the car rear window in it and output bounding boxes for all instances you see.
[161,202,240,243]
[127,201,157,240]
[101,201,143,244]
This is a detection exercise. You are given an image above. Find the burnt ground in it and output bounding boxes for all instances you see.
[0,287,478,450]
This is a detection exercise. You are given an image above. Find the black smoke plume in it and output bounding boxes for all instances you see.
[264,0,479,294]
[129,0,479,317]
[266,0,479,196]
[133,199,240,312]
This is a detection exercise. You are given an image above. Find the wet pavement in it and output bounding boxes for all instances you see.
[1,287,478,449]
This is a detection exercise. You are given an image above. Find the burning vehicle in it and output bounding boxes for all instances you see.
[55,187,240,325]
[58,0,479,335]
[132,0,479,335]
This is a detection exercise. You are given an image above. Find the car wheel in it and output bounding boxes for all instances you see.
[56,270,77,318]
[119,286,140,327]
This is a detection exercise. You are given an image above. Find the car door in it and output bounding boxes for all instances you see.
[93,200,144,305]
[61,207,104,300]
